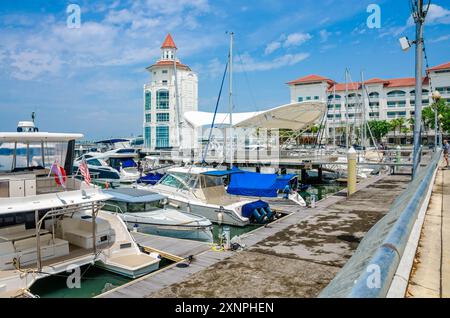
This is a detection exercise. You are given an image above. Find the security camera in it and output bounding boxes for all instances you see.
[399,37,411,52]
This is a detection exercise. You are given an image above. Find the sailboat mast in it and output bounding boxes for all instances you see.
[228,32,234,166]
[345,69,349,149]
[360,71,366,151]
[333,84,336,148]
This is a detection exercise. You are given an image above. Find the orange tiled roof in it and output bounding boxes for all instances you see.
[161,34,177,49]
[287,74,334,85]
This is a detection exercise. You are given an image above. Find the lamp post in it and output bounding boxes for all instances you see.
[432,90,441,150]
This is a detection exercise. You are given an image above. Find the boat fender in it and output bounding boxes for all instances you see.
[264,207,273,219]
[149,252,161,259]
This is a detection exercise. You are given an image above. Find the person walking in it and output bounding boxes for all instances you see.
[443,140,449,169]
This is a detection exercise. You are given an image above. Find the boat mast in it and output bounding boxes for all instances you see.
[228,32,234,167]
[345,68,349,149]
[360,71,366,151]
[333,84,336,148]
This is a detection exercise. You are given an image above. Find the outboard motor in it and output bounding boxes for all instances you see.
[242,200,273,224]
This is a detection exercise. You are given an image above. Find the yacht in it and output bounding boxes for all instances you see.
[74,148,140,184]
[103,188,213,243]
[0,129,160,297]
[141,166,274,227]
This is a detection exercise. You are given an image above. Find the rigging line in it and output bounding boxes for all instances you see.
[201,60,229,164]
[235,48,258,112]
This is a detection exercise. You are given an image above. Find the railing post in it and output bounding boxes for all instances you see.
[347,147,357,196]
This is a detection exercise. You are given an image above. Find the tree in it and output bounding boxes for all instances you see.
[422,99,450,133]
[367,120,391,143]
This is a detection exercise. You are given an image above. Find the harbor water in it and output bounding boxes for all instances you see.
[31,182,344,298]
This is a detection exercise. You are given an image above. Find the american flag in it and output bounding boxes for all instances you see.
[79,159,91,186]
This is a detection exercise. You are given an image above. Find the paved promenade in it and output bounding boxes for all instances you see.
[407,165,450,298]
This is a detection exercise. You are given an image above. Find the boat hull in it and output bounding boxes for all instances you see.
[127,222,214,243]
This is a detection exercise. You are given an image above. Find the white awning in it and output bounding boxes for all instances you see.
[183,101,326,131]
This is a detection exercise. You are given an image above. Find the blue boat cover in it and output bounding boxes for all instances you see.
[95,138,129,144]
[241,200,269,218]
[228,172,296,197]
[138,173,164,185]
[121,159,136,168]
[201,166,244,177]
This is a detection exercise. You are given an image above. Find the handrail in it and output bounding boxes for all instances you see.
[319,148,442,298]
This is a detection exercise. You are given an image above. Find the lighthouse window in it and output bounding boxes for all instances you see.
[162,70,168,74]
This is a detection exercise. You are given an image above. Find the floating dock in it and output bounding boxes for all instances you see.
[100,172,412,298]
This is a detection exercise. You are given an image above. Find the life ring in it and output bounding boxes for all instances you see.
[54,166,67,185]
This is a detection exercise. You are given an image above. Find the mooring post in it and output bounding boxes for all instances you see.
[347,147,357,196]
[301,169,307,183]
[395,145,401,174]
[318,166,323,182]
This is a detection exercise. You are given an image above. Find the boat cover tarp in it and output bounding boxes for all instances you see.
[138,173,164,185]
[121,159,136,168]
[201,166,244,177]
[273,174,297,190]
[241,200,270,218]
[228,172,278,197]
[95,138,129,144]
[228,172,297,197]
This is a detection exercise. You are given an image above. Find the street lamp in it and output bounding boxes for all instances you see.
[432,90,442,149]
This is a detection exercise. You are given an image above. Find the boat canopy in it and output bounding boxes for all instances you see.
[0,132,83,143]
[227,172,297,197]
[201,167,244,177]
[103,188,166,203]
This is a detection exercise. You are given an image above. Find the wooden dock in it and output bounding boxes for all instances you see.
[99,175,389,298]
[131,232,210,262]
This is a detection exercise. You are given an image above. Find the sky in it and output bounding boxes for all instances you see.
[0,0,449,140]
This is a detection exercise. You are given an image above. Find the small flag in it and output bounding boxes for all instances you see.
[79,159,91,186]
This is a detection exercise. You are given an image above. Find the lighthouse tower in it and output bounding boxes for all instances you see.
[143,34,198,151]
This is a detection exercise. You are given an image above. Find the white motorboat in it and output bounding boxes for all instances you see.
[102,188,214,243]
[141,166,275,227]
[0,129,160,297]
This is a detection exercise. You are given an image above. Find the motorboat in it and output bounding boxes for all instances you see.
[142,166,274,227]
[0,128,160,297]
[102,188,213,243]
[74,148,141,184]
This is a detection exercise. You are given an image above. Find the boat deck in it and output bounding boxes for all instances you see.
[131,232,210,262]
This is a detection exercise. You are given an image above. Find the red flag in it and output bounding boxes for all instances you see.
[79,159,91,186]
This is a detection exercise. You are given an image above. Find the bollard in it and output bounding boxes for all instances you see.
[310,194,316,208]
[395,145,401,174]
[347,147,357,196]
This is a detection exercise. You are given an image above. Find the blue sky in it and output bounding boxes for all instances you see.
[0,0,449,140]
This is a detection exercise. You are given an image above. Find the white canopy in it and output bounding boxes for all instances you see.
[183,101,326,131]
[0,132,83,143]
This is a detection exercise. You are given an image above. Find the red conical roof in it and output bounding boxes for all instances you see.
[161,34,177,49]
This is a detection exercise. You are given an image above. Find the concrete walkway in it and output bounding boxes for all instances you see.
[407,165,450,298]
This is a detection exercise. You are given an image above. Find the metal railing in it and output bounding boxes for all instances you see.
[319,148,442,298]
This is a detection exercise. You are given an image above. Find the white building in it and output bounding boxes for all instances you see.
[287,61,450,142]
[143,34,198,151]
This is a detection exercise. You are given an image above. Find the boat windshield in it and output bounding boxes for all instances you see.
[158,173,191,190]
[0,141,68,172]
[104,200,164,213]
[199,175,224,188]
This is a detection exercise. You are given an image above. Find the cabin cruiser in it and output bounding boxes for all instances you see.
[102,188,213,243]
[74,148,140,184]
[141,167,275,227]
[0,130,160,297]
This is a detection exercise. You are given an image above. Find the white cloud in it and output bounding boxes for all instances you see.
[283,33,312,47]
[319,29,332,42]
[236,52,310,72]
[429,34,450,43]
[10,50,62,80]
[264,32,312,55]
[407,4,450,26]
[264,41,282,55]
